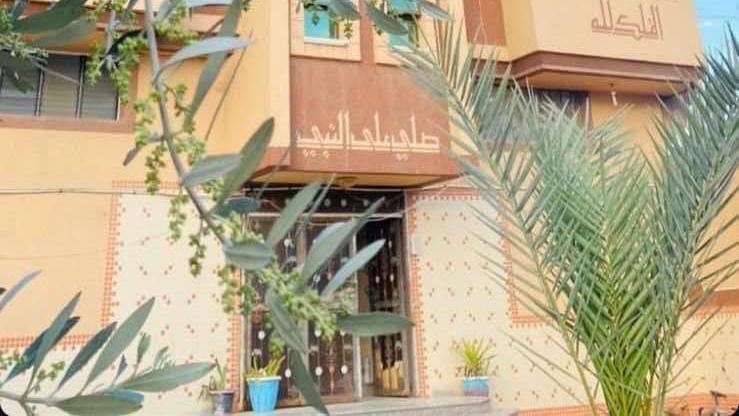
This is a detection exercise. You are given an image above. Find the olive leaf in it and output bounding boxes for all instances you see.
[265,289,307,353]
[13,0,86,34]
[30,293,81,383]
[364,0,408,35]
[54,392,142,416]
[119,363,215,392]
[190,0,244,117]
[181,154,242,187]
[217,118,275,205]
[57,322,117,390]
[214,197,260,217]
[5,316,79,382]
[321,239,385,298]
[289,350,328,415]
[31,18,95,48]
[337,312,413,337]
[301,199,383,282]
[0,270,41,313]
[86,299,155,388]
[266,180,322,247]
[136,333,152,367]
[224,241,273,270]
[157,37,252,77]
[122,135,162,167]
[328,0,360,20]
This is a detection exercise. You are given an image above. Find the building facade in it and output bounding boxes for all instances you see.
[0,0,736,414]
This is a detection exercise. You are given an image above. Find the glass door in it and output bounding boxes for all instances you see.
[357,218,410,397]
[245,214,410,408]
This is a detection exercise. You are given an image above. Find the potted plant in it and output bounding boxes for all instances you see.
[245,352,285,413]
[199,360,235,414]
[455,339,494,397]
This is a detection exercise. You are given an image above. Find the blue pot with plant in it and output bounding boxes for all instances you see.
[455,339,494,397]
[198,360,235,415]
[246,353,285,413]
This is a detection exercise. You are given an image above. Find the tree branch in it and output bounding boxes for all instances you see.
[142,0,227,246]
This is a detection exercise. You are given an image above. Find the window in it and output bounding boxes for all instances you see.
[304,0,339,40]
[388,0,420,48]
[0,53,118,120]
[533,89,588,118]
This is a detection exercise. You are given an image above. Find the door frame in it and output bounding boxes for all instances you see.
[242,211,417,403]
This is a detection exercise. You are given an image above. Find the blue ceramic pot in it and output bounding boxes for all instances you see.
[462,376,490,397]
[247,376,281,413]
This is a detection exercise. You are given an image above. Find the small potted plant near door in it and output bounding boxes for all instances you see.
[246,352,285,413]
[199,360,235,414]
[455,339,494,397]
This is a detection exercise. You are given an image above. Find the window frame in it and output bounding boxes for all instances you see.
[0,51,133,133]
[303,3,340,41]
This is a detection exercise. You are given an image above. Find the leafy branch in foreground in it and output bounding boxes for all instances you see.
[2,0,446,412]
[398,20,737,416]
[86,0,437,412]
[0,271,214,416]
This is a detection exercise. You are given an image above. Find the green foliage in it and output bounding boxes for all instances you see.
[57,323,117,390]
[245,351,284,379]
[0,272,213,416]
[198,358,229,401]
[0,9,44,63]
[454,339,493,378]
[289,350,328,415]
[336,312,413,337]
[398,20,738,416]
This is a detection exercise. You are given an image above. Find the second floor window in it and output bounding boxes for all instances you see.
[534,89,588,118]
[304,0,339,40]
[0,54,119,120]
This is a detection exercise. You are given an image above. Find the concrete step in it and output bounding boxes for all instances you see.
[238,396,517,415]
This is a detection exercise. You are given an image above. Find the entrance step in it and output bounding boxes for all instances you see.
[239,396,517,415]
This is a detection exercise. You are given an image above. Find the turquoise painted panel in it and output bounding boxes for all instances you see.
[388,0,418,15]
[304,9,334,39]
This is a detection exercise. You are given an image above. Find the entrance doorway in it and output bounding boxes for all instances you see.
[244,189,413,409]
[356,218,411,398]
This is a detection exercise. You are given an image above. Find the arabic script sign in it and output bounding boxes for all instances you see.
[591,0,664,40]
[296,110,441,162]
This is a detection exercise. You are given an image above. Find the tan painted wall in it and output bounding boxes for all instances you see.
[501,0,702,64]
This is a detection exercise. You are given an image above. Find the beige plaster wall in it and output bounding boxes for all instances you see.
[501,0,702,64]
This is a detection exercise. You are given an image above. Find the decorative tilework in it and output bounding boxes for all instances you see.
[404,183,738,414]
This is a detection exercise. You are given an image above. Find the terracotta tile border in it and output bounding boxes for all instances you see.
[405,192,429,397]
[0,193,122,351]
[518,393,739,415]
[100,193,121,328]
[227,314,242,405]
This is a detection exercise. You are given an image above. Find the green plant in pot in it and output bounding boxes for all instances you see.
[455,339,494,397]
[245,348,285,414]
[199,360,234,414]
